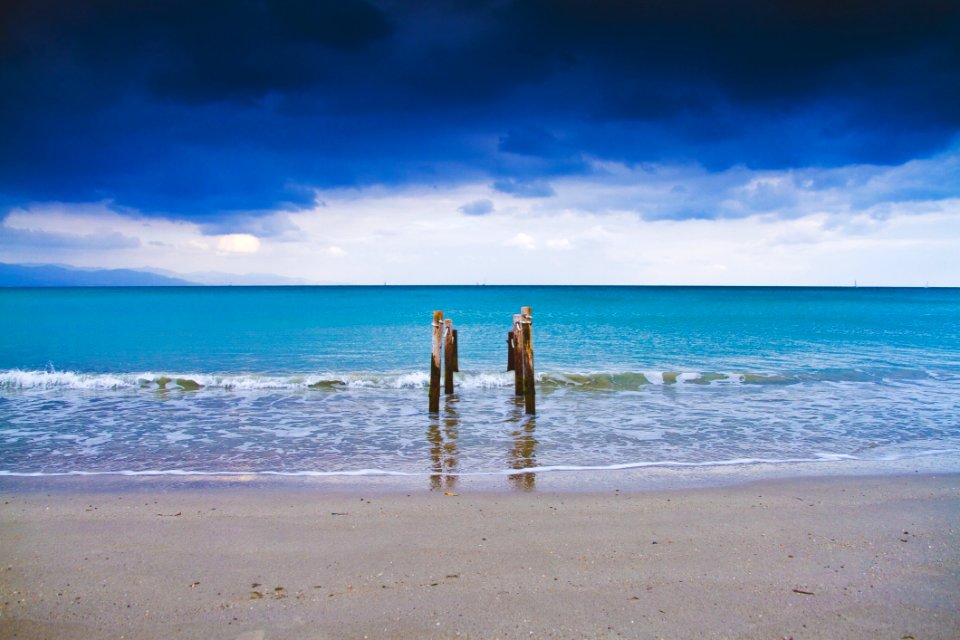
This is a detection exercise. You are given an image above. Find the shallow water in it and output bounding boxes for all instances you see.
[2,286,959,479]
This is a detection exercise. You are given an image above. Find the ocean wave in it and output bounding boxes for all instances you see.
[0,369,510,391]
[0,367,945,392]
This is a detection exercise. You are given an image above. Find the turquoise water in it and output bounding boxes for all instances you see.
[1,286,959,478]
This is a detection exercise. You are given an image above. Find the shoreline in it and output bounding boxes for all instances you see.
[2,451,959,495]
[3,472,958,639]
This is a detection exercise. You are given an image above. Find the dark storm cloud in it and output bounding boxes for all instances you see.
[499,127,566,158]
[1,0,958,220]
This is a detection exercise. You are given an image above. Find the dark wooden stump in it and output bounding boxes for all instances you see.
[429,310,443,412]
[521,306,535,415]
[513,313,524,396]
[444,318,455,395]
[452,329,459,372]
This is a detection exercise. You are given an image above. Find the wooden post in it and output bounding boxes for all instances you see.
[513,313,524,396]
[452,329,459,372]
[506,331,515,371]
[521,306,535,414]
[444,318,455,395]
[430,310,443,412]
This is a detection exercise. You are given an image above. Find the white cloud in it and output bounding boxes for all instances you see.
[507,233,536,250]
[2,153,959,285]
[546,238,573,250]
[0,225,140,250]
[216,233,261,254]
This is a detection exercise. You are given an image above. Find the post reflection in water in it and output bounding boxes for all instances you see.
[427,399,459,491]
[507,398,538,491]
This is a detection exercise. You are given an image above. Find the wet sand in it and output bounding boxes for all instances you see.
[1,473,958,639]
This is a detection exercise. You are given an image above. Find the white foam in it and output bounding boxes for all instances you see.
[459,372,513,388]
[0,468,421,477]
[0,369,522,391]
[0,369,134,390]
[382,371,430,389]
[4,450,958,478]
[643,371,665,385]
[190,374,300,390]
[0,367,947,392]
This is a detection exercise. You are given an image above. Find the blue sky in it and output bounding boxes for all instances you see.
[1,0,959,284]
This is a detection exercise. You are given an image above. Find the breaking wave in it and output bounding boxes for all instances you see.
[0,367,946,392]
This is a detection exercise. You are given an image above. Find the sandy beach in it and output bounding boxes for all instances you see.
[1,473,957,639]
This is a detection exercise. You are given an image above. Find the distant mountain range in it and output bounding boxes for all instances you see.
[0,263,194,287]
[143,268,316,286]
[0,263,317,287]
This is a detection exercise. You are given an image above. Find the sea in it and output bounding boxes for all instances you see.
[1,286,959,486]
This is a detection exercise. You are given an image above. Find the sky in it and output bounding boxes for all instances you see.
[1,0,959,285]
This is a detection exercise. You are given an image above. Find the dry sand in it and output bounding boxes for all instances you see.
[1,473,958,639]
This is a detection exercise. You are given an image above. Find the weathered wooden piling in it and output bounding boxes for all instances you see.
[444,318,455,395]
[452,329,459,372]
[512,313,524,396]
[506,331,516,371]
[521,306,535,414]
[430,310,443,412]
